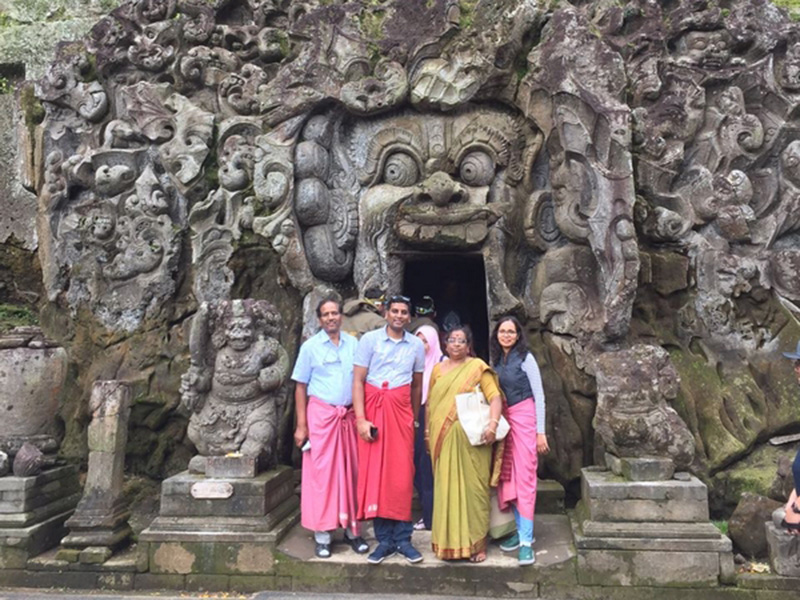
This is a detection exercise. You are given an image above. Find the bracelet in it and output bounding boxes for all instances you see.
[356,417,367,422]
[490,418,500,424]
[488,427,497,434]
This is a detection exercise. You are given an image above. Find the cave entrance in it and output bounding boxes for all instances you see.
[401,253,490,361]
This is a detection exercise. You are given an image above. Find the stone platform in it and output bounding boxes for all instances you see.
[1,514,798,599]
[574,467,734,587]
[0,465,80,569]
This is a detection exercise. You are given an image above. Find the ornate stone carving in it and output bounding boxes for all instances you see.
[180,300,289,466]
[28,0,800,488]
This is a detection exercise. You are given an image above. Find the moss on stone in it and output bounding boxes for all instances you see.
[358,6,386,41]
[458,0,478,29]
[668,347,748,469]
[0,303,38,332]
[19,83,44,131]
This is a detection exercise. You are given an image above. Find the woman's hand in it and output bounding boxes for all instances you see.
[537,433,550,454]
[482,426,497,445]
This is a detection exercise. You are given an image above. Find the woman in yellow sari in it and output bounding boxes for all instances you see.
[426,325,503,562]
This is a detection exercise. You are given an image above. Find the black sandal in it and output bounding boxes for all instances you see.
[780,518,800,532]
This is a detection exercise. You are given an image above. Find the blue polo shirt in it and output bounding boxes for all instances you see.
[355,326,425,389]
[291,329,357,406]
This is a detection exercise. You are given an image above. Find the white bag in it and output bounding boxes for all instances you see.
[455,385,510,446]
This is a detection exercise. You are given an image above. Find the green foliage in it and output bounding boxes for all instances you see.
[712,520,728,535]
[459,0,479,29]
[0,12,12,27]
[0,304,38,333]
[773,0,800,20]
[0,76,11,95]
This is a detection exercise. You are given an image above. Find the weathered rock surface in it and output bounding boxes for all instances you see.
[728,492,782,558]
[0,0,798,492]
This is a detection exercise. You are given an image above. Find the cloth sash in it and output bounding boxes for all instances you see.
[300,397,360,533]
[356,382,414,521]
[497,398,538,521]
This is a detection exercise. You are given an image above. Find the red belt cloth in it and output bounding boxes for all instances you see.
[497,398,538,521]
[356,382,414,521]
[300,397,360,534]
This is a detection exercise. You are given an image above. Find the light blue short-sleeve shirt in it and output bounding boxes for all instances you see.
[291,329,357,406]
[354,326,425,389]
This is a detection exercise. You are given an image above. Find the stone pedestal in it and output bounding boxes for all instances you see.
[60,381,132,562]
[573,466,734,587]
[0,465,80,568]
[0,327,67,458]
[766,513,800,576]
[139,465,299,575]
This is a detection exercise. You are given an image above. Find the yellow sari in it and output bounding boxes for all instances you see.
[426,357,503,559]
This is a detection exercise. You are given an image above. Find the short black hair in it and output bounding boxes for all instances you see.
[386,294,412,312]
[316,296,342,318]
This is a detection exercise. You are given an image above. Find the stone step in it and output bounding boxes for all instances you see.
[275,513,576,596]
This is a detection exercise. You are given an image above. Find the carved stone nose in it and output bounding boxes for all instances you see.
[414,172,466,206]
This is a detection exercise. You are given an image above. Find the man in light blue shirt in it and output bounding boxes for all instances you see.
[292,297,368,559]
[353,295,426,565]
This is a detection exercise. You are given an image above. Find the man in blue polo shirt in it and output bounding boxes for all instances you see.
[292,297,369,559]
[353,295,426,564]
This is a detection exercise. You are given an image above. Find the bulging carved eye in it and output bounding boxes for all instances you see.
[459,151,494,186]
[382,152,419,186]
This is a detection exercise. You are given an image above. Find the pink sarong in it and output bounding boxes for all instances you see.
[356,382,414,521]
[301,397,360,534]
[497,398,538,521]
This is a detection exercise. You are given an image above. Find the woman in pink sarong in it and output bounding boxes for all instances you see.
[491,316,549,566]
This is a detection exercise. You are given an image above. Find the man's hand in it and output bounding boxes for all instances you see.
[357,418,375,442]
[294,423,309,448]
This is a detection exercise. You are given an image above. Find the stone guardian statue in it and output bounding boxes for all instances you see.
[180,299,289,468]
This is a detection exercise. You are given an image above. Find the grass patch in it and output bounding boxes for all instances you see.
[0,304,38,333]
[712,520,728,535]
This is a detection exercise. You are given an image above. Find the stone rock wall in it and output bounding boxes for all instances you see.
[3,0,800,500]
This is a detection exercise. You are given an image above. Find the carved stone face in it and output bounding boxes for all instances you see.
[226,315,255,350]
[294,105,540,298]
[781,140,800,187]
[679,30,732,70]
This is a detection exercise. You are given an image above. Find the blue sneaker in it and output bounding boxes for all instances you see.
[367,543,396,564]
[518,545,535,566]
[396,542,423,564]
[500,533,520,552]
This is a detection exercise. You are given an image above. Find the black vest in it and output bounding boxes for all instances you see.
[495,351,533,407]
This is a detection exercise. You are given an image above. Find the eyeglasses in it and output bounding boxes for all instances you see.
[447,338,468,345]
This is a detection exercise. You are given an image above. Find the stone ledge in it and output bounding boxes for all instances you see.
[738,573,800,591]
